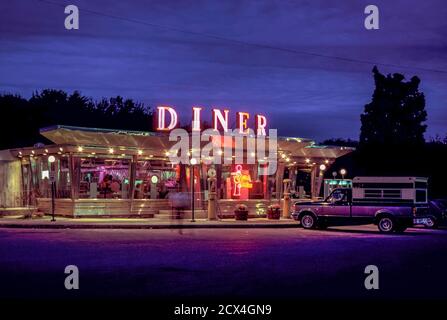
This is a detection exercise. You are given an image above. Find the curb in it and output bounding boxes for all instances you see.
[0,222,300,230]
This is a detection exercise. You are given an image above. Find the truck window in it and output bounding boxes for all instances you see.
[416,190,427,203]
[364,189,381,198]
[326,189,347,203]
[382,189,402,198]
[415,181,427,189]
[364,189,401,199]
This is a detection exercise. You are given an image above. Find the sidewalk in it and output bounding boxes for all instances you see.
[0,215,299,229]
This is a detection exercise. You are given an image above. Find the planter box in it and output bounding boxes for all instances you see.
[267,208,281,220]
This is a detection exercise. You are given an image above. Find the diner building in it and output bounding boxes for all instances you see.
[0,125,353,218]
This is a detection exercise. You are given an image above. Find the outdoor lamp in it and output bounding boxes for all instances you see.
[48,155,56,163]
[319,164,326,171]
[190,158,197,222]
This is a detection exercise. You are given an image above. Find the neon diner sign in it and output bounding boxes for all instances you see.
[156,106,268,136]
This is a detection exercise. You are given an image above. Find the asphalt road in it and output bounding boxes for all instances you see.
[0,225,446,300]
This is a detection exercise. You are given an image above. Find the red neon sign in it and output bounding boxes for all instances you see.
[155,106,267,135]
[231,164,253,197]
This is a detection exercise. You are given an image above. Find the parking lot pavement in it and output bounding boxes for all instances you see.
[0,225,446,300]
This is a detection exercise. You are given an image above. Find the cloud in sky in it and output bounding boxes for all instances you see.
[1,0,447,141]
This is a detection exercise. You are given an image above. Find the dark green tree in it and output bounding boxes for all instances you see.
[360,66,427,146]
[0,89,153,148]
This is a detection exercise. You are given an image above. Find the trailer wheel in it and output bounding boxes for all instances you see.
[378,216,395,233]
[300,212,317,229]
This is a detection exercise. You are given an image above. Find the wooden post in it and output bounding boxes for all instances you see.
[68,154,76,201]
[207,177,217,220]
[128,155,137,214]
[282,178,291,218]
[310,166,317,199]
[275,162,285,200]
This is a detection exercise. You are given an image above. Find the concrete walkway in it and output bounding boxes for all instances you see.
[0,215,299,229]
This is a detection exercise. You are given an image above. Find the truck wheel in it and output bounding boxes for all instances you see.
[300,213,316,229]
[425,216,438,229]
[378,216,395,233]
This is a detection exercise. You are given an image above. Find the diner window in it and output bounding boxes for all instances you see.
[25,155,71,199]
[134,160,178,199]
[78,157,130,199]
[222,164,265,200]
[57,156,71,198]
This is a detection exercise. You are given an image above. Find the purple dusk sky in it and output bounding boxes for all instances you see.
[1,0,446,141]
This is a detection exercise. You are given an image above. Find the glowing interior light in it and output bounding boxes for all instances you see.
[109,148,114,154]
[137,150,143,155]
[77,146,83,152]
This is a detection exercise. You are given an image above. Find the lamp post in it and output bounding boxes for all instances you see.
[48,155,56,222]
[190,158,197,222]
[340,168,347,180]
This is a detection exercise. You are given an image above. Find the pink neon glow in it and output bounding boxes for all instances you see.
[156,106,178,131]
[256,114,267,136]
[236,112,250,134]
[212,109,229,132]
[192,107,202,131]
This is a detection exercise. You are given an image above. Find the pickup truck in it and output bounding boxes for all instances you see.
[292,176,430,233]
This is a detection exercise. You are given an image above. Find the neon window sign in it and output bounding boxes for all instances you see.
[231,164,253,197]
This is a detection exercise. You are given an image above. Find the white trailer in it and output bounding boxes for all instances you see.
[352,176,428,204]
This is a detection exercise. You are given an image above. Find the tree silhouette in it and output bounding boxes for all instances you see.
[0,89,153,149]
[360,66,427,147]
